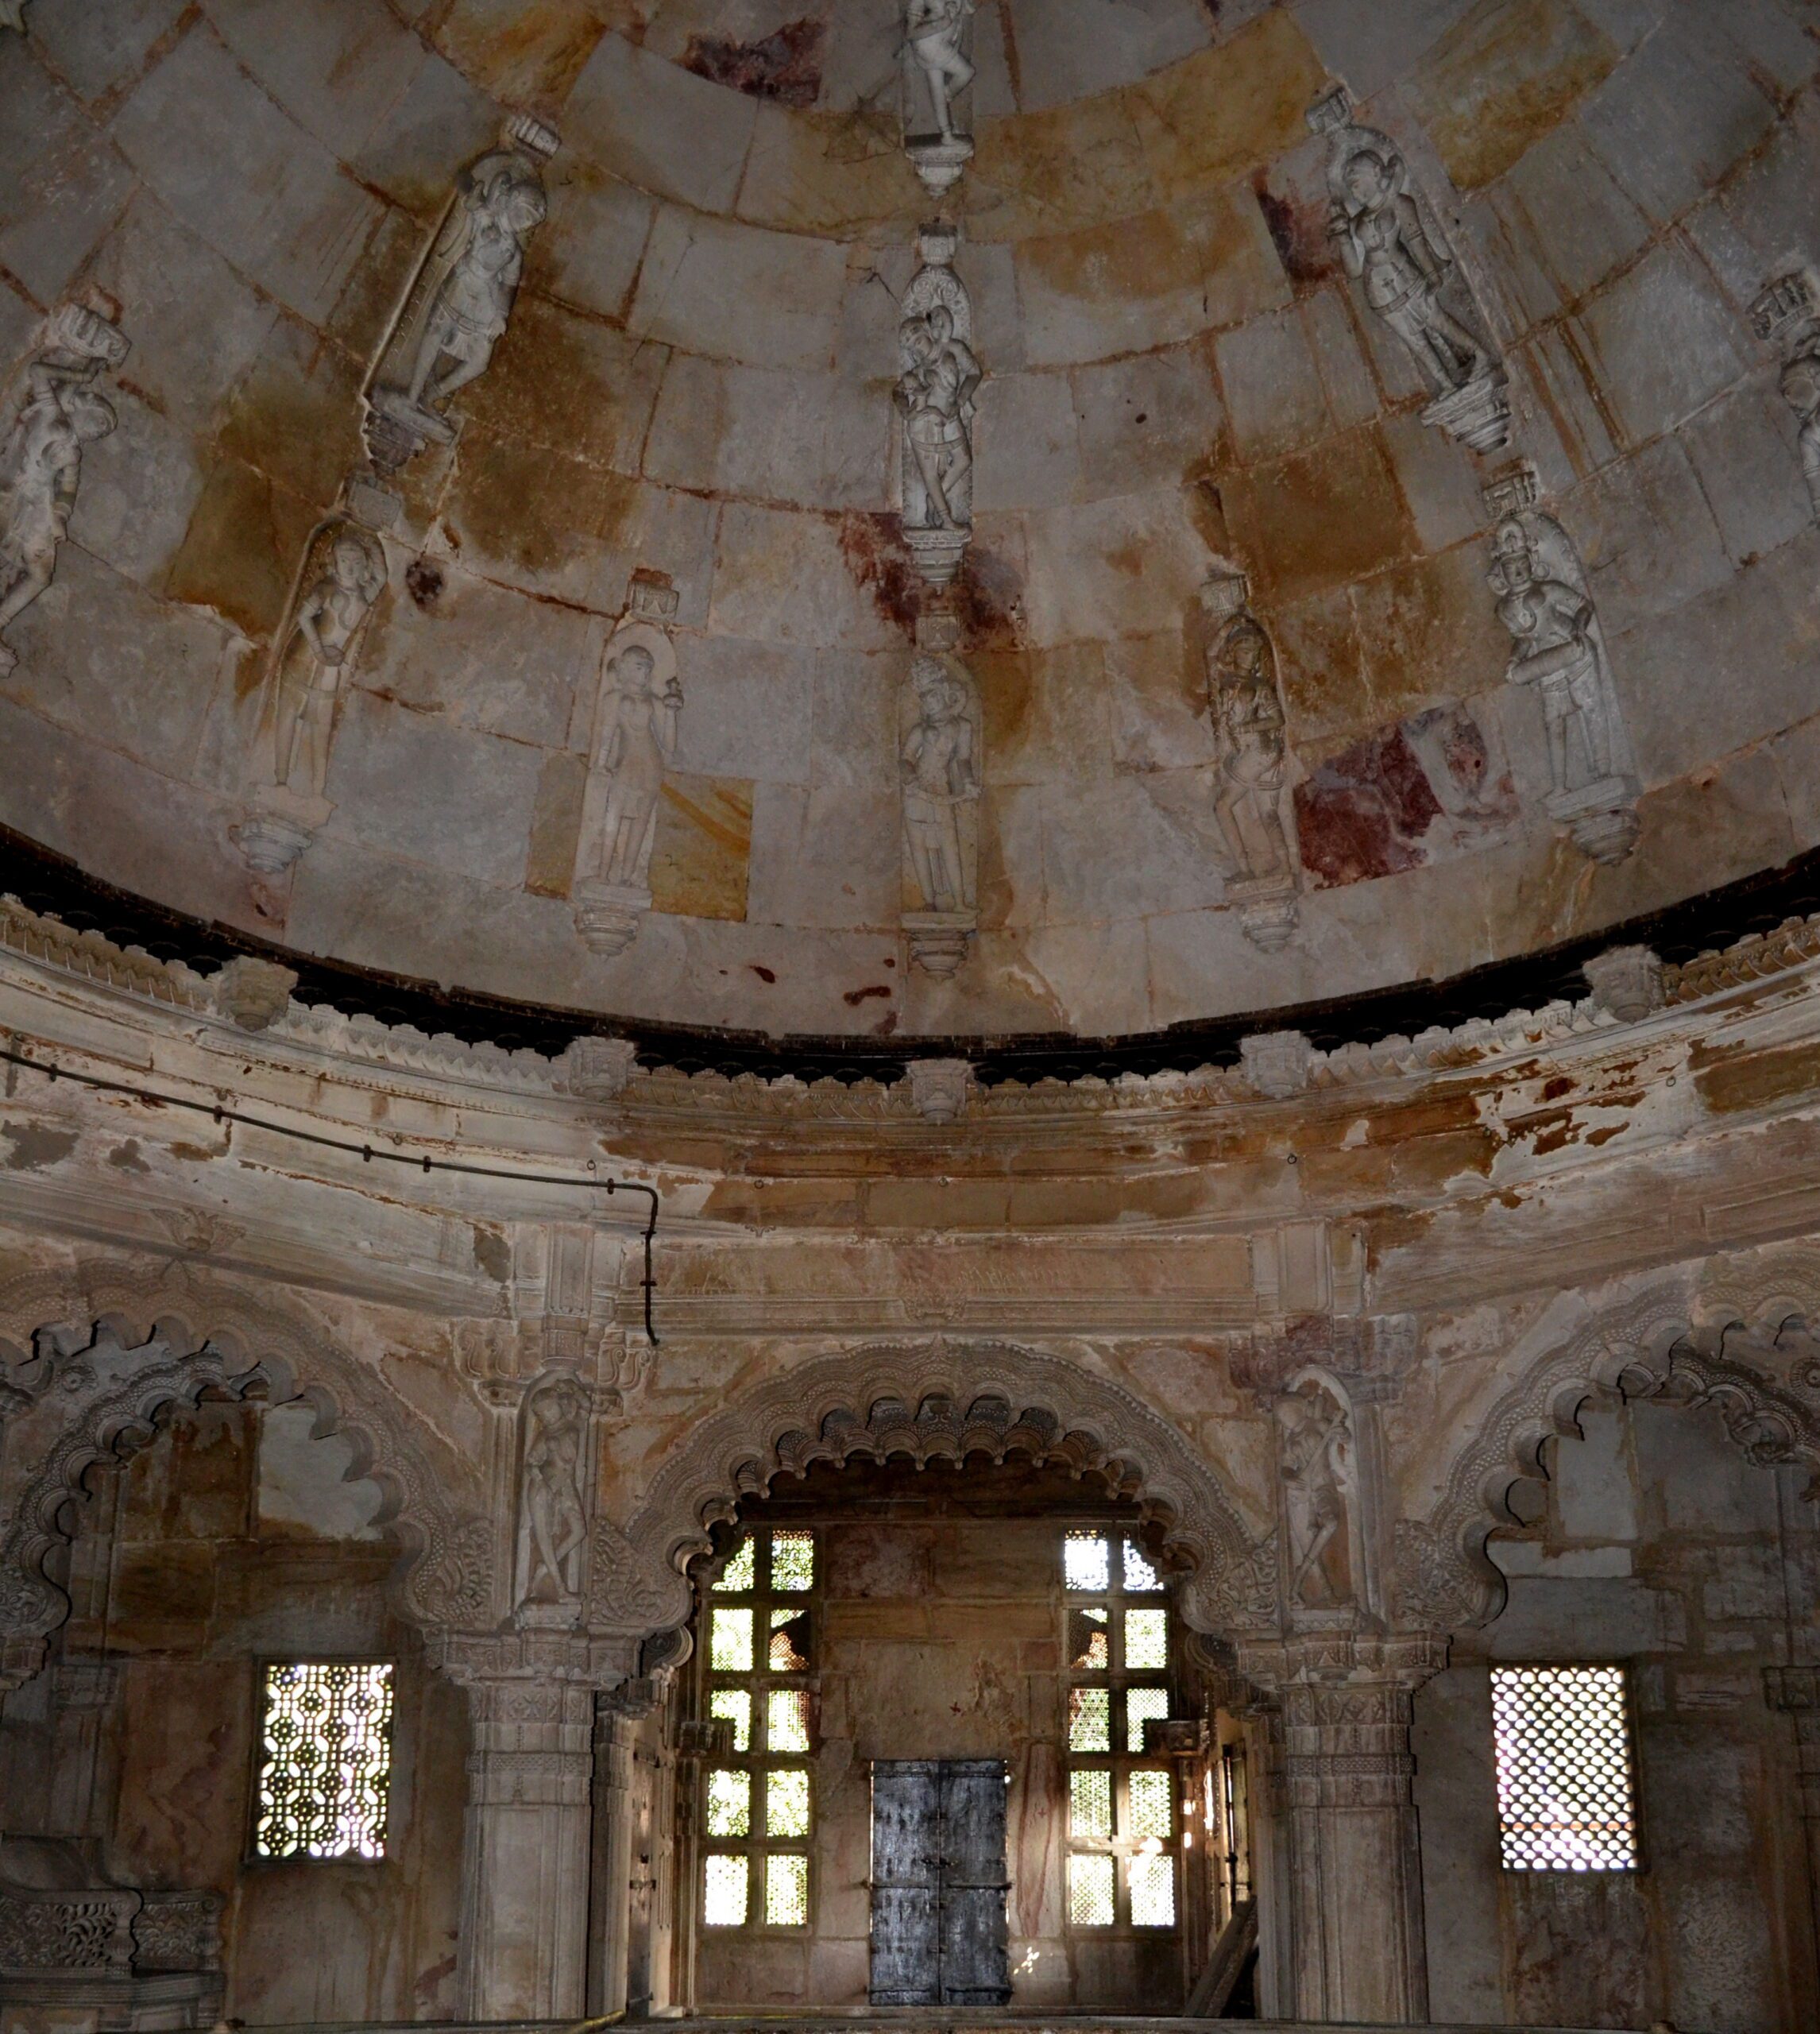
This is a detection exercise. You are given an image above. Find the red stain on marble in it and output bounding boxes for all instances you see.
[838,511,921,636]
[1252,170,1337,288]
[683,20,825,107]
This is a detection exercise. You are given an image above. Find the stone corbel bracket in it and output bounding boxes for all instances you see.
[1482,459,1640,866]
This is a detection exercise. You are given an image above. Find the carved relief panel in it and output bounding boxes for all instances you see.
[514,1375,591,1626]
[1308,83,1509,454]
[573,574,684,959]
[233,520,388,875]
[1482,461,1638,866]
[364,117,558,472]
[895,224,980,588]
[0,298,129,676]
[1202,571,1301,950]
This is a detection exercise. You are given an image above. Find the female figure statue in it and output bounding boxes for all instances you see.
[516,1381,587,1607]
[0,362,117,670]
[1208,617,1294,884]
[264,527,387,800]
[1486,516,1613,795]
[584,640,684,891]
[1328,145,1488,398]
[902,654,979,914]
[404,153,547,414]
[906,0,976,141]
[1278,1382,1357,1611]
[897,303,979,534]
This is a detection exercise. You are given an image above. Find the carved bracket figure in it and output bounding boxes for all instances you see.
[902,0,976,197]
[0,299,129,676]
[573,572,684,959]
[1202,571,1301,950]
[1752,268,1820,522]
[896,223,980,587]
[363,116,558,472]
[1276,1376,1361,1615]
[1482,461,1638,866]
[233,520,388,876]
[901,608,980,977]
[1308,83,1509,454]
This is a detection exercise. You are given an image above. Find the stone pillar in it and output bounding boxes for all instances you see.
[588,1699,639,2017]
[455,1672,598,2020]
[1239,1634,1442,2024]
[1765,1665,1820,1994]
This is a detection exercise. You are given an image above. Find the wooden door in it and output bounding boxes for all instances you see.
[869,1759,1010,2006]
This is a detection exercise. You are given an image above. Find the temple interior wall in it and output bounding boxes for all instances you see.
[1415,1393,1820,2033]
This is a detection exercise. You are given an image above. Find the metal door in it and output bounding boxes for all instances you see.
[869,1758,1010,2005]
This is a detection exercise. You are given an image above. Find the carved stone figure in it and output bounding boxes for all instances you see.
[896,226,980,586]
[573,574,683,959]
[0,4,25,32]
[1203,572,1300,950]
[1308,83,1509,454]
[902,0,976,195]
[515,1378,589,1616]
[1277,1379,1357,1611]
[902,648,980,976]
[1752,269,1820,520]
[0,302,129,675]
[365,118,558,470]
[1482,462,1638,866]
[234,522,388,876]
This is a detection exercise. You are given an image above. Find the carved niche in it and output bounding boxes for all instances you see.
[513,1375,591,1626]
[1202,571,1301,950]
[1308,83,1509,454]
[902,0,977,197]
[895,222,981,588]
[1275,1376,1362,1614]
[1752,268,1820,521]
[1482,460,1639,867]
[0,299,129,676]
[233,519,388,876]
[572,572,684,960]
[901,606,980,978]
[363,116,558,472]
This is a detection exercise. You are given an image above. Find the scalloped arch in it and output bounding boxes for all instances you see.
[0,1266,495,1682]
[619,1340,1273,1636]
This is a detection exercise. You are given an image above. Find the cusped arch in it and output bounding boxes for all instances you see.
[616,1340,1273,1637]
[0,1269,494,1684]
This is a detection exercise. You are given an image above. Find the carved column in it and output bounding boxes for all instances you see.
[44,1653,124,1840]
[446,1644,603,2020]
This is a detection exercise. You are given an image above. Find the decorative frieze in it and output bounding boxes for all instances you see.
[0,299,129,676]
[1483,461,1639,866]
[1203,571,1300,950]
[364,117,558,472]
[896,224,980,588]
[1752,269,1820,520]
[902,0,976,198]
[1308,83,1508,454]
[573,573,684,960]
[233,520,388,876]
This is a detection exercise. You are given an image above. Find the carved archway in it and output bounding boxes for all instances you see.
[0,1274,494,1684]
[1398,1270,1820,1630]
[604,1340,1274,1638]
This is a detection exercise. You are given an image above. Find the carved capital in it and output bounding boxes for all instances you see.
[211,956,298,1032]
[1583,943,1664,1023]
[1239,1028,1312,1100]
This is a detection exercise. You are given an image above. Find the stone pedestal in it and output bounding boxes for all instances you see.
[574,879,650,958]
[1547,774,1639,866]
[234,783,334,875]
[1239,1634,1443,2024]
[904,907,975,977]
[456,1676,597,2020]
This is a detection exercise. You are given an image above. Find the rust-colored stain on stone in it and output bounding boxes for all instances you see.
[1694,1038,1820,1117]
[1251,171,1336,288]
[651,773,753,922]
[435,0,607,110]
[1223,427,1416,608]
[682,19,825,106]
[837,511,921,636]
[1412,0,1619,191]
[524,749,588,898]
[167,455,317,645]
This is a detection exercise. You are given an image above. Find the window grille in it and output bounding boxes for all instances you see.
[1061,1528,1179,1930]
[1490,1665,1639,1871]
[698,1528,817,1928]
[255,1662,394,1860]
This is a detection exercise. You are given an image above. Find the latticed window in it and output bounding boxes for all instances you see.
[1062,1528,1179,1929]
[1490,1665,1640,1871]
[255,1662,394,1859]
[698,1528,817,1928]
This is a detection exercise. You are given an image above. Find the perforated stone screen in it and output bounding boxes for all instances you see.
[1490,1665,1639,1871]
[255,1662,393,1860]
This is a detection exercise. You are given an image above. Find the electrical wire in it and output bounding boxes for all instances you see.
[0,1042,660,1345]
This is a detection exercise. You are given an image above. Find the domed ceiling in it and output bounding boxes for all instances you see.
[1,0,1817,1042]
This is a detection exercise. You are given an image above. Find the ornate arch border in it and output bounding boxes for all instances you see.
[611,1339,1273,1636]
[1398,1267,1820,1629]
[0,1264,494,1683]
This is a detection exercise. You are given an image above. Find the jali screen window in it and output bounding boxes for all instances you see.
[255,1661,394,1860]
[700,1527,817,1928]
[1063,1527,1178,1930]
